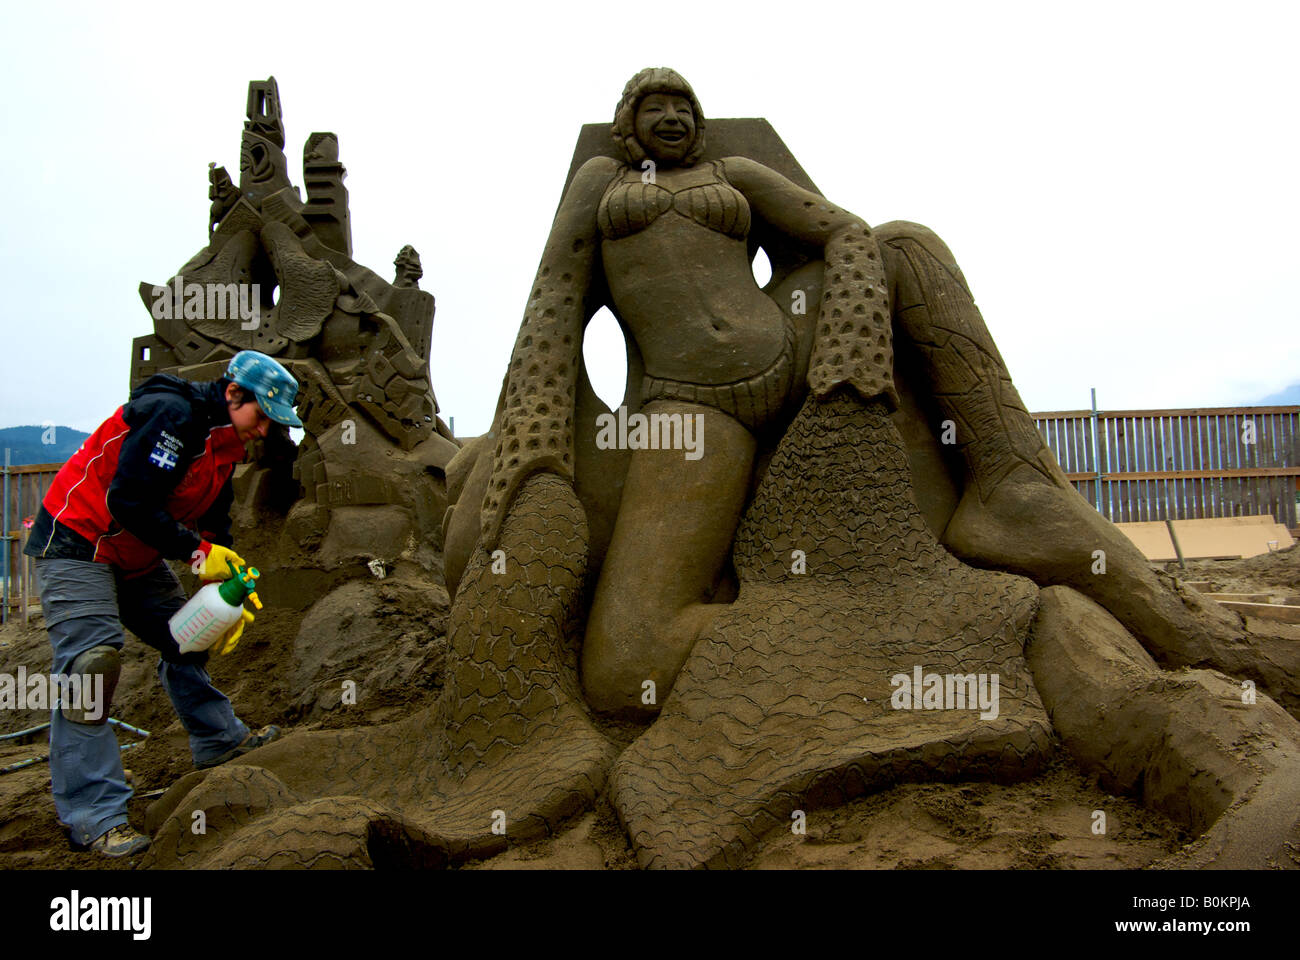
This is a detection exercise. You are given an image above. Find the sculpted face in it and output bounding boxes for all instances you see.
[634,93,696,165]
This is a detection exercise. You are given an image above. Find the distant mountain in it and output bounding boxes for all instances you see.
[1258,382,1300,405]
[0,425,89,466]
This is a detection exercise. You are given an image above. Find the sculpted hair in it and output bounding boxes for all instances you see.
[611,67,707,168]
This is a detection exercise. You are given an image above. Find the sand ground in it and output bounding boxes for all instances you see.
[2,545,1295,870]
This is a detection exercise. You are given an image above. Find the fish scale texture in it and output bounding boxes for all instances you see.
[145,473,616,868]
[608,392,1055,869]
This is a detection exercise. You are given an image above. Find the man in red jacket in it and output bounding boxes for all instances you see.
[25,350,300,857]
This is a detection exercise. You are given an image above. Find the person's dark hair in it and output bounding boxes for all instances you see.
[220,377,256,408]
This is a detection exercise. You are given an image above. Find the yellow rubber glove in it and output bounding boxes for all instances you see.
[217,608,255,655]
[193,542,246,581]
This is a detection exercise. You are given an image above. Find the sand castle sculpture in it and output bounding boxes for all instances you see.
[131,77,458,561]
[143,70,1300,870]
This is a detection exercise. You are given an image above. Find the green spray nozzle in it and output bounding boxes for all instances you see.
[218,560,262,609]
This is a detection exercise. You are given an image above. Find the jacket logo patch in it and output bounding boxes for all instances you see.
[148,446,178,469]
[149,431,183,470]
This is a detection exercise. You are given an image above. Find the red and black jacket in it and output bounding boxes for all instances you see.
[26,375,247,575]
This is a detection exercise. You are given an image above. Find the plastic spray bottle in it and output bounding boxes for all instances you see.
[169,561,263,655]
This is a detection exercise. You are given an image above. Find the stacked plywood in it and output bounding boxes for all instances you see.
[1115,513,1294,562]
[1181,581,1300,624]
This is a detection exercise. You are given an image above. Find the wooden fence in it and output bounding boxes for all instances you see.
[1030,406,1300,528]
[1,462,61,623]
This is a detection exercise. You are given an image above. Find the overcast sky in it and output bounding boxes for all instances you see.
[2,0,1296,437]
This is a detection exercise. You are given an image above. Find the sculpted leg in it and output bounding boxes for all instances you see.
[1028,586,1300,869]
[582,401,755,716]
[879,220,1299,716]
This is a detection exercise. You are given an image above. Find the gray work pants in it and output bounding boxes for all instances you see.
[34,557,249,845]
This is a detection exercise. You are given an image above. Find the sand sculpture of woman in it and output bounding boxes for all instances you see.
[442,66,1300,866]
[455,66,1286,717]
[460,67,900,713]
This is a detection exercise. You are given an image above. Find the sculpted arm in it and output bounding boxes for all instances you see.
[479,156,620,550]
[723,156,897,407]
[723,155,865,245]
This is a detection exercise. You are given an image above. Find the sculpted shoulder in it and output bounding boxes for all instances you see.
[571,156,623,192]
[553,156,623,228]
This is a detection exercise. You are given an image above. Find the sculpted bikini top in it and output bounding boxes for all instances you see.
[598,160,751,241]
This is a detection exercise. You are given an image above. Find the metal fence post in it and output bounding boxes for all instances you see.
[2,447,10,626]
[1090,389,1104,517]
